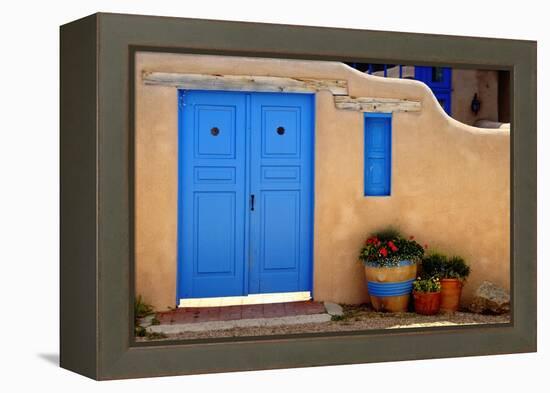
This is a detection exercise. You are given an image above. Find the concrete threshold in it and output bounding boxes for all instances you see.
[147,313,332,334]
[386,321,481,329]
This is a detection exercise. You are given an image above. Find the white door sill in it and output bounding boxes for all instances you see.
[178,291,311,308]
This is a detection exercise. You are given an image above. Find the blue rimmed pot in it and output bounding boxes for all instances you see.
[364,260,417,312]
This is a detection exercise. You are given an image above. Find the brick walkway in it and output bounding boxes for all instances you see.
[156,301,326,324]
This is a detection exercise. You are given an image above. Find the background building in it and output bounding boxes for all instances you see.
[346,63,511,127]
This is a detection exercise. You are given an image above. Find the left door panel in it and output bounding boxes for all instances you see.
[178,90,247,298]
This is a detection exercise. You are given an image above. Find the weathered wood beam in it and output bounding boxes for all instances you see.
[334,96,421,113]
[142,71,422,113]
[142,71,349,96]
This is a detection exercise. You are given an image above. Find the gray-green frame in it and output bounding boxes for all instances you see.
[60,12,537,380]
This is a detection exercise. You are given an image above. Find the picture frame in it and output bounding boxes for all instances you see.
[60,12,536,380]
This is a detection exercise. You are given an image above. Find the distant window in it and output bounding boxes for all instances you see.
[432,67,445,83]
[364,113,392,196]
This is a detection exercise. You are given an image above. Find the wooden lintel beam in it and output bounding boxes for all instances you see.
[142,71,349,96]
[142,71,422,113]
[334,96,421,113]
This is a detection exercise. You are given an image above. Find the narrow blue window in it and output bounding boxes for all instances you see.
[364,113,392,196]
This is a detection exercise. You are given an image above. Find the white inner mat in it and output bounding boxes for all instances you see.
[178,291,311,308]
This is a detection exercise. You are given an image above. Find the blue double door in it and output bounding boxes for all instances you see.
[178,90,314,299]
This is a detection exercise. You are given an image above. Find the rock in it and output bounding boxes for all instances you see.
[469,281,510,314]
[324,302,344,316]
[138,314,156,327]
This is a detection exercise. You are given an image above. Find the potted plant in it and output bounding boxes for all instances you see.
[412,276,441,315]
[421,254,471,312]
[359,228,425,312]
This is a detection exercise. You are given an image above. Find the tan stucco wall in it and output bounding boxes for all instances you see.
[135,52,510,311]
[452,69,500,126]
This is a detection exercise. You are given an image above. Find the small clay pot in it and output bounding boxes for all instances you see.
[413,291,441,315]
[440,278,463,312]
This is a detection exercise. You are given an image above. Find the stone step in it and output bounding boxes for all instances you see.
[147,313,332,334]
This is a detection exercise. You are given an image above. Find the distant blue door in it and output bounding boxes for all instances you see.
[415,66,452,115]
[178,91,314,299]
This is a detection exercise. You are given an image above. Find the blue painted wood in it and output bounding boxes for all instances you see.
[414,66,452,89]
[249,93,314,294]
[178,91,314,299]
[178,90,248,298]
[414,66,452,115]
[364,113,392,196]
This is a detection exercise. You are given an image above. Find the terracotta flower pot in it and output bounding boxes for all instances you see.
[413,291,441,315]
[364,260,417,312]
[440,278,463,312]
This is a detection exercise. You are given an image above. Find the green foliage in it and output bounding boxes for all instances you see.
[145,331,168,341]
[135,325,147,337]
[420,253,447,278]
[134,295,159,338]
[413,276,441,293]
[134,295,154,320]
[446,256,471,280]
[394,237,424,260]
[420,253,471,280]
[359,228,425,267]
[372,227,401,242]
[134,325,167,340]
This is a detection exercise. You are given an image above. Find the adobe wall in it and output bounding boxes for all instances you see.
[452,69,500,125]
[135,52,510,310]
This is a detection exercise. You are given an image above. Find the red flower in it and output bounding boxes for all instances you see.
[409,235,415,240]
[379,247,388,257]
[388,241,398,252]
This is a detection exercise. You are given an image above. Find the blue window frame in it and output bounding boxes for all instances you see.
[364,113,392,196]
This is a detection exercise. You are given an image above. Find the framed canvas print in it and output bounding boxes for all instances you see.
[60,12,536,380]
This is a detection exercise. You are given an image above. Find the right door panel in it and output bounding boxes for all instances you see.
[248,93,314,294]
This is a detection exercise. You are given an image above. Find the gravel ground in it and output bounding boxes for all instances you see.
[137,304,510,342]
